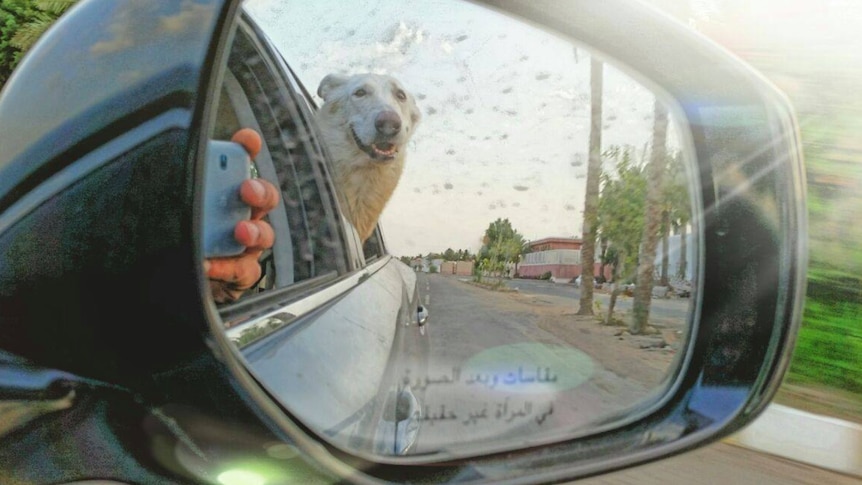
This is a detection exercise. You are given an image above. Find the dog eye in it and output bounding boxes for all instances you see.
[353,88,367,97]
[395,90,407,101]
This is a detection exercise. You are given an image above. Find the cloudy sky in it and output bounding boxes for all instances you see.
[244,0,675,256]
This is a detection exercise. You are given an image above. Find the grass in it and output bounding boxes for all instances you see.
[787,298,862,393]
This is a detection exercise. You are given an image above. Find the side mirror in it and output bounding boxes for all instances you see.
[202,0,805,482]
[0,0,805,483]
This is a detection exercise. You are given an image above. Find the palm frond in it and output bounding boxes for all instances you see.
[34,0,77,16]
[9,16,52,52]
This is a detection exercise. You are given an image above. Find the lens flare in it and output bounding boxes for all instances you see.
[217,469,266,485]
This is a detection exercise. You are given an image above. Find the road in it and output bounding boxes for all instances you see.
[412,272,658,453]
[577,441,861,485]
[502,277,691,326]
[415,273,857,483]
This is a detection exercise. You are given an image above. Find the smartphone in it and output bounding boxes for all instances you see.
[203,140,252,258]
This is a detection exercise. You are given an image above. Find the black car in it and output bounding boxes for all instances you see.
[0,1,806,483]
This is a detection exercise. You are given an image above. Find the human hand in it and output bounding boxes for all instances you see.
[205,129,280,303]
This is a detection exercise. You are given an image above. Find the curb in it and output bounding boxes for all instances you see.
[724,403,862,477]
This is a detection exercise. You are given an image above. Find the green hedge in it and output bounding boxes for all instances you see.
[787,269,862,392]
[1,0,76,88]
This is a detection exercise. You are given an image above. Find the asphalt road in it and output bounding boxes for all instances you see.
[412,272,655,453]
[577,442,861,485]
[503,277,691,327]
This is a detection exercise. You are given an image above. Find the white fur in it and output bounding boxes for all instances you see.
[315,73,421,242]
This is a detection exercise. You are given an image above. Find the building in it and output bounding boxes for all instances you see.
[653,232,695,282]
[439,260,474,276]
[518,237,584,282]
[518,232,695,284]
[518,237,606,283]
[455,261,474,276]
[527,237,583,252]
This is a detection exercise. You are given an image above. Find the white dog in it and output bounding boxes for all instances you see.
[315,73,421,243]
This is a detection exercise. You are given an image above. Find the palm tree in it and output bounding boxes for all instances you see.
[2,1,78,87]
[631,100,668,334]
[658,152,682,286]
[577,57,603,315]
[10,1,77,51]
[662,152,691,283]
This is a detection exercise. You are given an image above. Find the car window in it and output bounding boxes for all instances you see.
[210,22,349,306]
[362,227,384,262]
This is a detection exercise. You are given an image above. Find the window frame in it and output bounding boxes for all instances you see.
[213,17,362,318]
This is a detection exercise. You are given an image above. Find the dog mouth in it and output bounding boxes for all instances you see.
[350,125,398,161]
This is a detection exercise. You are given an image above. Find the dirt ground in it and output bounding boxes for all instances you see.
[467,279,861,425]
[466,280,679,393]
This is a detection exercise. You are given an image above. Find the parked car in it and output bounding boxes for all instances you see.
[0,1,807,484]
[574,275,604,289]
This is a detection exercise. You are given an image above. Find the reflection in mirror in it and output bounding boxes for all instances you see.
[215,0,698,458]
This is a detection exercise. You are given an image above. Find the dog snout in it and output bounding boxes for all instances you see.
[375,111,402,137]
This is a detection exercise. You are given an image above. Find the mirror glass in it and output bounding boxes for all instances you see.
[215,0,698,457]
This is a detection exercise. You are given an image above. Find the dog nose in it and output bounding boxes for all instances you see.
[375,111,402,137]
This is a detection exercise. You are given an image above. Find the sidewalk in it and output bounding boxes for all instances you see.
[725,402,862,478]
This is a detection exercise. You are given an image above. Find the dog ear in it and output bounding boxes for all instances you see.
[317,74,350,102]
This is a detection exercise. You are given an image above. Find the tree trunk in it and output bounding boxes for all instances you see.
[604,252,623,325]
[599,237,608,284]
[631,100,668,334]
[606,286,621,325]
[578,57,603,315]
[660,210,670,286]
[677,222,688,280]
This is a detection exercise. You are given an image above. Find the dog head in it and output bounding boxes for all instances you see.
[317,73,421,163]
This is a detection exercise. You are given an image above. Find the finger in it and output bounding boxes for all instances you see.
[210,281,241,304]
[240,179,280,220]
[206,255,262,289]
[234,219,275,251]
[231,128,262,159]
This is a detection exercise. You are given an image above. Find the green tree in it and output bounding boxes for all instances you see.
[1,0,77,88]
[597,146,648,326]
[478,218,525,279]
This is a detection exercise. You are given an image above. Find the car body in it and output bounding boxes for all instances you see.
[0,0,807,484]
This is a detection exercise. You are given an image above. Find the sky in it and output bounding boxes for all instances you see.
[244,0,677,256]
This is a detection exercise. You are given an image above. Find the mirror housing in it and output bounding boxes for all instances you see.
[0,0,241,385]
